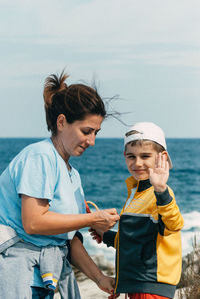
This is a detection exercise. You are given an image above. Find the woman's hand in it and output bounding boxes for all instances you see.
[96,275,120,298]
[108,292,120,299]
[96,274,115,294]
[149,152,169,193]
[91,209,119,232]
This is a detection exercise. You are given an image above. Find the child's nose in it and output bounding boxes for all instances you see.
[135,157,142,166]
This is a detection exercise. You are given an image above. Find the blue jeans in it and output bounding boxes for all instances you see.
[0,241,80,299]
[32,287,54,299]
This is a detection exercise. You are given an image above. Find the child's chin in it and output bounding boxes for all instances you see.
[134,174,149,181]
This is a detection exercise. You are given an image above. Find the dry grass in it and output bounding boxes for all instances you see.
[177,236,200,299]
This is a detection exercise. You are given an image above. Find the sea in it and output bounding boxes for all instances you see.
[0,138,200,265]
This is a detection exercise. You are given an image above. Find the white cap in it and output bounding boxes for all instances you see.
[124,122,173,168]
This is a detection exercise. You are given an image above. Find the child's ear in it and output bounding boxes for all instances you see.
[161,151,168,161]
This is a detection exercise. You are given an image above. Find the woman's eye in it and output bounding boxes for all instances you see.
[82,130,91,135]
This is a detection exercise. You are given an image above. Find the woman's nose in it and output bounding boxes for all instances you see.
[86,134,96,146]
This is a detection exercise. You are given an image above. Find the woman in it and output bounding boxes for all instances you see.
[0,71,120,298]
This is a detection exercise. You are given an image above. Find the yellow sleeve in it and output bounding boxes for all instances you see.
[156,187,184,235]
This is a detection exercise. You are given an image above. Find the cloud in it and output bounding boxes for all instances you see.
[1,0,200,44]
[0,0,200,138]
[1,0,199,75]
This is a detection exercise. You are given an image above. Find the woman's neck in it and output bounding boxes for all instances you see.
[51,136,70,170]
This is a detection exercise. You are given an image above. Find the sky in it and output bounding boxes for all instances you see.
[0,0,200,138]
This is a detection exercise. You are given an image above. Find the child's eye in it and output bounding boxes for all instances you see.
[127,155,136,160]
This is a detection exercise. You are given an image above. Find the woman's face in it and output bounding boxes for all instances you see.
[54,114,103,161]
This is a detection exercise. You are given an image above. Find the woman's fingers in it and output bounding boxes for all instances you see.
[105,209,120,222]
[102,209,120,227]
[91,209,119,232]
[97,275,115,294]
[104,208,119,216]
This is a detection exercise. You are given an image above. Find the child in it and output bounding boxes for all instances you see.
[93,122,184,299]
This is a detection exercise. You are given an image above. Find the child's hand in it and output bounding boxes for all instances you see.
[149,153,169,193]
[96,274,115,295]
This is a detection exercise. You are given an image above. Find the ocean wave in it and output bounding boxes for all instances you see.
[181,231,200,256]
[182,211,200,230]
[83,230,116,265]
[181,211,200,256]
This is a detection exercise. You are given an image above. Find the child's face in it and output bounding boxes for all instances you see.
[124,142,160,181]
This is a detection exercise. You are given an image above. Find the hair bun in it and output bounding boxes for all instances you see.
[43,71,69,107]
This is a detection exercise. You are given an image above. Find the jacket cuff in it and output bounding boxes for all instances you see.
[103,230,117,247]
[155,187,173,206]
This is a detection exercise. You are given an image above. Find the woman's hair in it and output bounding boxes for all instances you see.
[43,71,106,135]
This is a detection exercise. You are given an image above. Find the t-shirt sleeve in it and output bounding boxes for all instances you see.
[13,153,56,201]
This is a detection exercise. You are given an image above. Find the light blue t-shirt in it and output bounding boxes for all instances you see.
[0,138,86,246]
[0,138,86,287]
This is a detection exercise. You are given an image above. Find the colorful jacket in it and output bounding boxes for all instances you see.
[103,177,184,298]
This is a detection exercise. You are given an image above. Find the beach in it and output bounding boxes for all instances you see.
[54,279,125,299]
[54,275,179,299]
[77,280,179,299]
[78,279,179,299]
[77,279,124,299]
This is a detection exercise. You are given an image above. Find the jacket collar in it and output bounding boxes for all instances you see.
[137,179,152,192]
[125,176,152,192]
